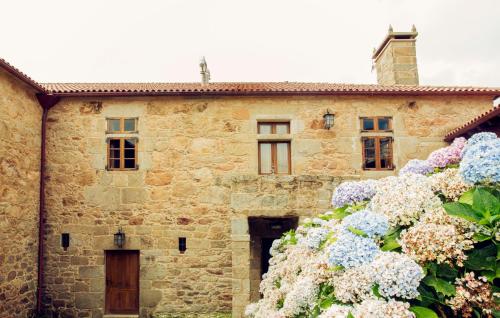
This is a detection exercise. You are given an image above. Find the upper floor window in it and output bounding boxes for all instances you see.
[258,121,291,175]
[360,117,392,132]
[106,118,138,170]
[258,122,290,134]
[107,117,138,133]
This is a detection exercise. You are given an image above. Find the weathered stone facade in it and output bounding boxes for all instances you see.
[0,28,498,317]
[0,68,42,317]
[38,94,492,317]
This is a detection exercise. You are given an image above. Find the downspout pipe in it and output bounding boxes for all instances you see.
[35,94,60,315]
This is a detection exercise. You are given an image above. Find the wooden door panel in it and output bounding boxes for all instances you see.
[105,250,139,314]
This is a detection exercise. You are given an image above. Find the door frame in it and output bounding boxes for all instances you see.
[104,249,140,314]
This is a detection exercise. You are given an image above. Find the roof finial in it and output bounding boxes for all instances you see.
[388,24,393,33]
[199,57,210,85]
[411,24,417,32]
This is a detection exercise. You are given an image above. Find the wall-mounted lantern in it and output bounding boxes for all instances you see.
[323,109,335,129]
[114,227,125,248]
[61,233,70,251]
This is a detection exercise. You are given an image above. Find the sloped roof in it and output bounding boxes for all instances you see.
[444,106,500,141]
[0,58,46,92]
[41,82,500,97]
[2,57,500,97]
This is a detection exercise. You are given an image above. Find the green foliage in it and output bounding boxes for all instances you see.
[409,306,439,318]
[281,229,298,246]
[416,186,500,317]
[277,297,284,309]
[416,262,457,310]
[422,276,456,297]
[372,284,382,298]
[319,232,336,250]
[444,187,499,229]
[381,227,402,251]
[328,206,351,220]
[308,283,341,318]
[464,243,496,272]
[347,226,368,237]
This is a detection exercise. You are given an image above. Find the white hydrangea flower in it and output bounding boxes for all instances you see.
[280,277,319,317]
[370,174,441,226]
[353,299,415,318]
[333,265,374,303]
[318,304,353,318]
[429,168,471,201]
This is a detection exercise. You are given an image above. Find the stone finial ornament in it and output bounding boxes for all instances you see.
[388,24,393,33]
[411,24,417,32]
[200,56,211,85]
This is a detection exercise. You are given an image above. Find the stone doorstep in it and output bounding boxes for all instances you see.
[103,315,139,318]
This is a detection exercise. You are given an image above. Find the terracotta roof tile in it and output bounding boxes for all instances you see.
[41,82,500,97]
[444,106,500,141]
[2,57,500,97]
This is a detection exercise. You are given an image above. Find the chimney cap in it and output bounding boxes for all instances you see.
[372,25,418,60]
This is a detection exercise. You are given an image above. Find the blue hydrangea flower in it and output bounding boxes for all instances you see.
[331,180,378,208]
[371,252,424,299]
[461,132,497,158]
[341,210,389,238]
[327,231,380,268]
[459,137,500,184]
[302,227,330,250]
[399,159,434,176]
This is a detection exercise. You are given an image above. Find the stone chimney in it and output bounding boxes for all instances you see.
[199,57,210,85]
[372,25,419,85]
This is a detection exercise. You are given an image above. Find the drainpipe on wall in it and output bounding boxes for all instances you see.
[35,94,60,316]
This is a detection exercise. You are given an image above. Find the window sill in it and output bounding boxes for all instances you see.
[257,134,292,141]
[105,166,139,171]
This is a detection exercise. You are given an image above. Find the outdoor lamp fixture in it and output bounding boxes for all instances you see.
[323,109,335,129]
[114,227,125,248]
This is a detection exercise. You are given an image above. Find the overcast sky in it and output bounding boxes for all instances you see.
[1,0,499,86]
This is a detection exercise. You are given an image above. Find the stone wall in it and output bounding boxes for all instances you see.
[42,94,492,317]
[0,68,42,317]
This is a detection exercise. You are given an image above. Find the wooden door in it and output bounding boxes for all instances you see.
[105,250,139,314]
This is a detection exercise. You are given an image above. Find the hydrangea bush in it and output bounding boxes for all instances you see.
[246,133,500,318]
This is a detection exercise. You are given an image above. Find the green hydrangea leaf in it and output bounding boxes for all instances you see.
[473,188,500,216]
[381,237,401,251]
[443,202,482,223]
[459,188,474,205]
[372,284,382,298]
[347,226,368,237]
[422,276,456,297]
[330,207,351,220]
[464,244,496,271]
[409,306,439,318]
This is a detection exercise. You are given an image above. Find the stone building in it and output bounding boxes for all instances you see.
[1,28,499,318]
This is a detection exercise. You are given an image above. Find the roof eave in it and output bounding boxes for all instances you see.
[0,59,46,93]
[444,107,500,142]
[45,90,500,98]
